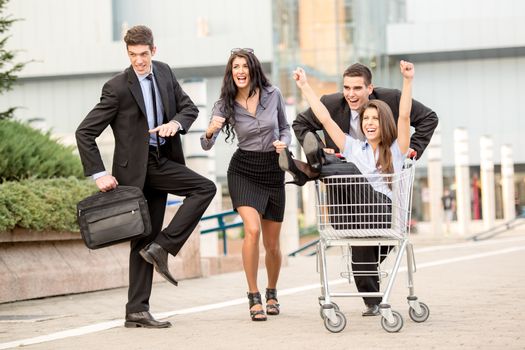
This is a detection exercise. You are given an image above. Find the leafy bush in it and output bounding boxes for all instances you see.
[0,177,97,232]
[0,3,93,234]
[0,119,84,181]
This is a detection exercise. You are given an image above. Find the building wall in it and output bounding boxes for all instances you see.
[5,0,274,77]
[2,75,112,134]
[404,56,525,167]
[297,0,349,77]
[405,0,524,23]
[5,0,120,78]
[383,0,525,218]
[1,0,275,181]
[385,0,525,166]
[4,0,525,190]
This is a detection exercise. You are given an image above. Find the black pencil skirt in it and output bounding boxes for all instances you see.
[227,149,285,222]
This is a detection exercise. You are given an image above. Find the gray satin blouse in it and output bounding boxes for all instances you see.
[201,86,291,152]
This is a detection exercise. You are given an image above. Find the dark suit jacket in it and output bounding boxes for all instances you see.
[75,60,199,188]
[292,87,438,159]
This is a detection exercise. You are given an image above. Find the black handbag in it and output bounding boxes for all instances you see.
[77,186,151,249]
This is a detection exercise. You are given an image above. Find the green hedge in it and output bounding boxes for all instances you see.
[0,177,97,232]
[0,119,84,181]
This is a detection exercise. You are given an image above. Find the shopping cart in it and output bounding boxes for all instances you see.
[314,159,429,333]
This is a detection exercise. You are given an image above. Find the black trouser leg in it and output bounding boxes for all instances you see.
[323,163,392,306]
[352,187,392,305]
[352,245,380,305]
[145,157,216,255]
[126,153,216,314]
[126,188,167,314]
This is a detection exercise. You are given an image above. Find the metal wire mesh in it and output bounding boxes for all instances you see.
[315,160,416,239]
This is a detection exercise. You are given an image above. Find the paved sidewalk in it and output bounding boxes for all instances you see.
[1,228,525,350]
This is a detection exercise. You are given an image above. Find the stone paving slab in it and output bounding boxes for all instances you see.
[1,228,525,349]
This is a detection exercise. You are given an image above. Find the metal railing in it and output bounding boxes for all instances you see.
[200,210,243,255]
[288,238,319,257]
[468,215,525,241]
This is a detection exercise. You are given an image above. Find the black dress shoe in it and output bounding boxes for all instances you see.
[125,311,172,328]
[139,242,178,286]
[279,148,309,186]
[303,132,325,171]
[362,304,380,316]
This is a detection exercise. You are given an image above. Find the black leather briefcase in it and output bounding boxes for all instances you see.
[77,186,151,249]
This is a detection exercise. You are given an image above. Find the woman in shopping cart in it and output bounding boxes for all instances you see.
[287,60,414,316]
[285,60,413,183]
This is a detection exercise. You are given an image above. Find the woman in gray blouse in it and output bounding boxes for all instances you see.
[201,48,291,322]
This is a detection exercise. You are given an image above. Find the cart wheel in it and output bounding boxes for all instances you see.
[409,302,430,323]
[319,303,340,319]
[323,310,347,333]
[381,310,403,333]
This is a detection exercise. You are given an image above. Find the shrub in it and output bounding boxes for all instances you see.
[0,0,26,120]
[0,177,97,232]
[0,119,84,182]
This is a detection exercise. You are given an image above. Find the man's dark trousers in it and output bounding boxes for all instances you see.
[126,146,216,314]
[322,162,392,306]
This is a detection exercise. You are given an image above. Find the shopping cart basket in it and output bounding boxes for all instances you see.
[315,159,429,333]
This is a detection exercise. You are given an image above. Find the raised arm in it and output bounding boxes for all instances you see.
[397,60,414,155]
[293,67,346,152]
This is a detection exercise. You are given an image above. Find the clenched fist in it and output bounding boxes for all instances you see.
[206,116,226,138]
[272,140,287,154]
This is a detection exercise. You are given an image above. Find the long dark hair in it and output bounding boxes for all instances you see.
[217,50,271,142]
[359,100,397,174]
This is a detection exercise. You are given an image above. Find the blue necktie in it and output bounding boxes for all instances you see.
[146,74,161,157]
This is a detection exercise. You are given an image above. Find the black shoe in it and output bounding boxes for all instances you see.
[324,153,344,165]
[247,292,267,321]
[124,311,172,328]
[140,242,178,286]
[303,132,324,171]
[279,148,310,186]
[362,304,380,316]
[265,288,280,316]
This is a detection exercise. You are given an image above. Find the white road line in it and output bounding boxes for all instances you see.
[415,246,525,269]
[310,245,525,288]
[414,234,525,253]
[0,321,122,349]
[1,244,524,350]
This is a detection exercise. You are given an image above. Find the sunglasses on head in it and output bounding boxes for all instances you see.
[230,48,254,55]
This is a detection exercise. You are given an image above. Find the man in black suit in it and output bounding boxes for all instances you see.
[76,25,216,328]
[292,63,438,316]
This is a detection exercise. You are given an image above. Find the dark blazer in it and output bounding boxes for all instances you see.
[292,87,438,159]
[76,61,199,188]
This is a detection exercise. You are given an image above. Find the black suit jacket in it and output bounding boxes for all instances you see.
[292,87,438,159]
[75,61,199,188]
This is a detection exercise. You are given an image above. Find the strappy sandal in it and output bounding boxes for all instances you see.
[247,292,267,321]
[265,288,280,316]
